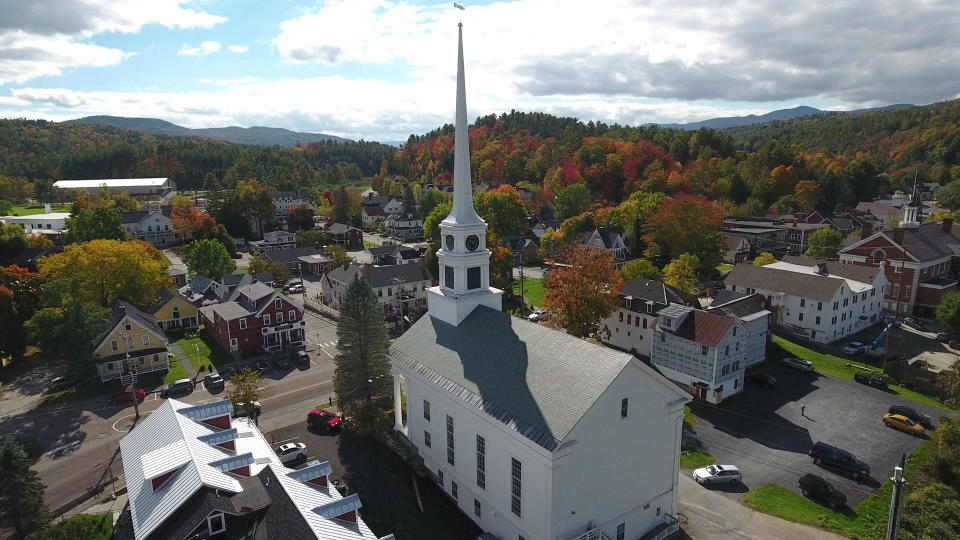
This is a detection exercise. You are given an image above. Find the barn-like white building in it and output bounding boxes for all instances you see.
[53,177,176,195]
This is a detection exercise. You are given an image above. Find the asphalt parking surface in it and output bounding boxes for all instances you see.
[686,360,952,505]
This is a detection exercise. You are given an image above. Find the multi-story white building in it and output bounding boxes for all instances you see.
[388,25,688,540]
[320,263,433,320]
[269,191,303,218]
[725,257,887,344]
[385,215,423,238]
[0,211,70,236]
[651,304,746,404]
[248,230,296,253]
[600,278,699,358]
[121,203,176,247]
[706,291,771,367]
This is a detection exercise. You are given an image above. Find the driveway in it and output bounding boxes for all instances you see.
[687,360,949,505]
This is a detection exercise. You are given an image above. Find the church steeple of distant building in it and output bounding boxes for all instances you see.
[901,172,922,228]
[425,22,502,326]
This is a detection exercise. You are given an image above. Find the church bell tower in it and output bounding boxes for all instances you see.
[426,23,503,326]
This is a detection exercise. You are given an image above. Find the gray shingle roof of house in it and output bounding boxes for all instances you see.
[93,300,166,347]
[263,246,328,265]
[200,302,251,321]
[891,222,960,261]
[708,293,768,319]
[327,223,361,235]
[389,306,637,451]
[780,255,882,283]
[723,233,746,251]
[725,263,848,301]
[620,278,698,309]
[326,263,433,289]
[711,289,751,305]
[147,287,191,314]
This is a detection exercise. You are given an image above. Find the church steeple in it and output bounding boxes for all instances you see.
[425,22,503,326]
[901,172,922,228]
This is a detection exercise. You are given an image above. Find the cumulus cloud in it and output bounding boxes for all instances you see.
[178,41,221,56]
[0,0,225,83]
[227,45,249,53]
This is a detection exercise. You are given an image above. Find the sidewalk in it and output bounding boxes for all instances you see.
[678,474,843,540]
[168,341,196,379]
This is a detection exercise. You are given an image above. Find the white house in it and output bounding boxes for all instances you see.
[54,177,175,195]
[320,263,433,320]
[722,233,752,263]
[248,230,296,253]
[121,203,176,247]
[269,191,303,218]
[0,211,69,236]
[361,206,387,228]
[388,25,687,540]
[706,291,771,367]
[576,226,629,267]
[651,305,746,404]
[600,279,699,358]
[725,256,887,344]
[385,215,423,238]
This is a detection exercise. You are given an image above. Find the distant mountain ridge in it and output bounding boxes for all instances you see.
[656,104,914,130]
[66,115,350,146]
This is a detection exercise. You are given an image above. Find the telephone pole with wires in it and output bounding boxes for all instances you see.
[886,453,908,540]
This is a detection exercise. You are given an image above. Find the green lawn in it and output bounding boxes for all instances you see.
[45,512,113,540]
[716,263,734,272]
[163,355,189,384]
[680,449,715,468]
[772,336,954,412]
[7,204,69,216]
[177,336,232,372]
[363,240,379,248]
[683,404,696,427]
[743,441,929,539]
[514,277,546,307]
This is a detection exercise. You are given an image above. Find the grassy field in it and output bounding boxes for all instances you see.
[772,336,954,412]
[743,441,929,538]
[680,449,715,468]
[716,263,734,272]
[45,512,113,540]
[177,336,235,372]
[363,240,379,248]
[163,355,190,384]
[7,204,69,216]
[514,277,546,307]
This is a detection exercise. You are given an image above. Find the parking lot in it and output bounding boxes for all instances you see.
[686,359,952,505]
[264,423,482,540]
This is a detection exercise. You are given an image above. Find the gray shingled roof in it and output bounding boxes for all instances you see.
[620,278,698,309]
[780,256,882,283]
[390,307,636,451]
[708,293,768,319]
[725,263,848,301]
[326,263,432,289]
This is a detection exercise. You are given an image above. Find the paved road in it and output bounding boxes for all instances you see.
[688,360,950,506]
[0,310,342,514]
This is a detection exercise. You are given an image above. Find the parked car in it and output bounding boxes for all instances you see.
[160,378,195,398]
[888,405,934,429]
[107,388,146,405]
[293,350,310,366]
[901,317,927,332]
[283,280,302,291]
[276,357,292,370]
[883,413,925,435]
[232,401,262,418]
[842,341,865,355]
[809,441,870,479]
[287,284,306,294]
[692,464,742,485]
[853,372,889,389]
[204,372,225,391]
[527,309,548,322]
[276,442,308,464]
[781,357,815,372]
[307,408,343,431]
[219,366,235,379]
[47,376,75,393]
[255,360,273,374]
[747,372,776,387]
[936,332,953,343]
[798,473,847,508]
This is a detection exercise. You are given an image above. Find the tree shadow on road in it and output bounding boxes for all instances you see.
[0,405,89,461]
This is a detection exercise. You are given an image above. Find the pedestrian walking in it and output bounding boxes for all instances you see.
[800,403,806,417]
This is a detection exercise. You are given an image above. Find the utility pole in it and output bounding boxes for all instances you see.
[119,330,140,420]
[886,453,908,540]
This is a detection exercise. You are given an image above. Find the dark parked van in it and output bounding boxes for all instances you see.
[799,473,847,508]
[809,441,870,478]
[160,378,195,398]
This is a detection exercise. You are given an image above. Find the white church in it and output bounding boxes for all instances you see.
[389,23,689,540]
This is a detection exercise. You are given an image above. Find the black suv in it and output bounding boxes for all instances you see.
[799,474,847,508]
[747,372,776,387]
[809,441,871,479]
[888,405,934,429]
[853,372,889,389]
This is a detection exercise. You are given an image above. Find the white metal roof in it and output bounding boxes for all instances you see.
[270,463,379,539]
[53,177,169,188]
[1,212,70,221]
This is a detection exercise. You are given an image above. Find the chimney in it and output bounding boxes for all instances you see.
[893,228,905,245]
[860,222,873,239]
[944,217,954,234]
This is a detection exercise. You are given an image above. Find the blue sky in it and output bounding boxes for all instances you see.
[1,0,957,142]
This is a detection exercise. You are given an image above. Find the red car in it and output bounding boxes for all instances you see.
[107,388,146,405]
[307,409,343,430]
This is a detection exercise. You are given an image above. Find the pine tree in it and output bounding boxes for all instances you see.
[334,185,350,224]
[333,276,392,430]
[0,437,48,539]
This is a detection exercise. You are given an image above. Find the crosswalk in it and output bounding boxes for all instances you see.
[319,340,338,349]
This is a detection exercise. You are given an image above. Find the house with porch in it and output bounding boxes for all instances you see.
[199,282,305,356]
[148,287,199,332]
[722,233,751,263]
[367,243,426,266]
[248,230,296,254]
[327,223,364,249]
[93,301,171,383]
[321,263,433,321]
[575,226,630,267]
[361,206,387,229]
[121,203,176,247]
[385,215,423,238]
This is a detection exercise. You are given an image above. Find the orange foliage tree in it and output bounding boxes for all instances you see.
[543,244,623,337]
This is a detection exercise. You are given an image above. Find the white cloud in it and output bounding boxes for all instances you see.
[199,76,260,86]
[227,45,249,53]
[0,0,225,83]
[178,41,221,56]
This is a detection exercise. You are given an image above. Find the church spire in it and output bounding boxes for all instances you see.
[901,170,921,228]
[445,22,483,226]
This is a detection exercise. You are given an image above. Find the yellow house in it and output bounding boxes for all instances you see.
[93,300,170,382]
[148,287,199,331]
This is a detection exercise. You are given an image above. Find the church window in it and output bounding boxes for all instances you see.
[438,470,443,487]
[467,266,481,290]
[451,480,458,500]
[424,431,431,448]
[423,400,430,421]
[510,458,522,518]
[444,266,454,288]
[643,318,647,329]
[476,434,486,489]
[635,317,639,328]
[620,397,628,419]
[446,415,455,466]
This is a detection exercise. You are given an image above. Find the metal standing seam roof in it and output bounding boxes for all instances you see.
[54,178,170,188]
[389,306,639,451]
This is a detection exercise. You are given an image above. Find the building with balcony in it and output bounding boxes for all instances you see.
[121,203,176,247]
[248,230,296,254]
[93,301,170,383]
[321,263,433,321]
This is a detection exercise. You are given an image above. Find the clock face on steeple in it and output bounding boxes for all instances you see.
[445,235,455,251]
[465,234,480,251]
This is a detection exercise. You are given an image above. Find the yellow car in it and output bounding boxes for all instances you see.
[883,413,924,435]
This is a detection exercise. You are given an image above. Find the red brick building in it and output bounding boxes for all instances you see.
[199,282,305,356]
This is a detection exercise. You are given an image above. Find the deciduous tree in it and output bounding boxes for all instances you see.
[0,223,26,265]
[334,276,392,430]
[620,258,661,281]
[419,187,447,219]
[61,206,125,244]
[794,180,822,211]
[25,298,109,359]
[473,184,528,238]
[423,201,452,245]
[554,183,590,220]
[227,369,264,421]
[544,244,623,338]
[0,436,48,539]
[753,252,778,266]
[937,292,960,337]
[286,205,315,232]
[648,193,725,271]
[663,253,700,294]
[804,227,844,260]
[185,238,236,281]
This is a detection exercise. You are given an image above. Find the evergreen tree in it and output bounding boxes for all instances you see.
[402,184,418,219]
[334,185,350,224]
[333,276,392,430]
[0,436,48,539]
